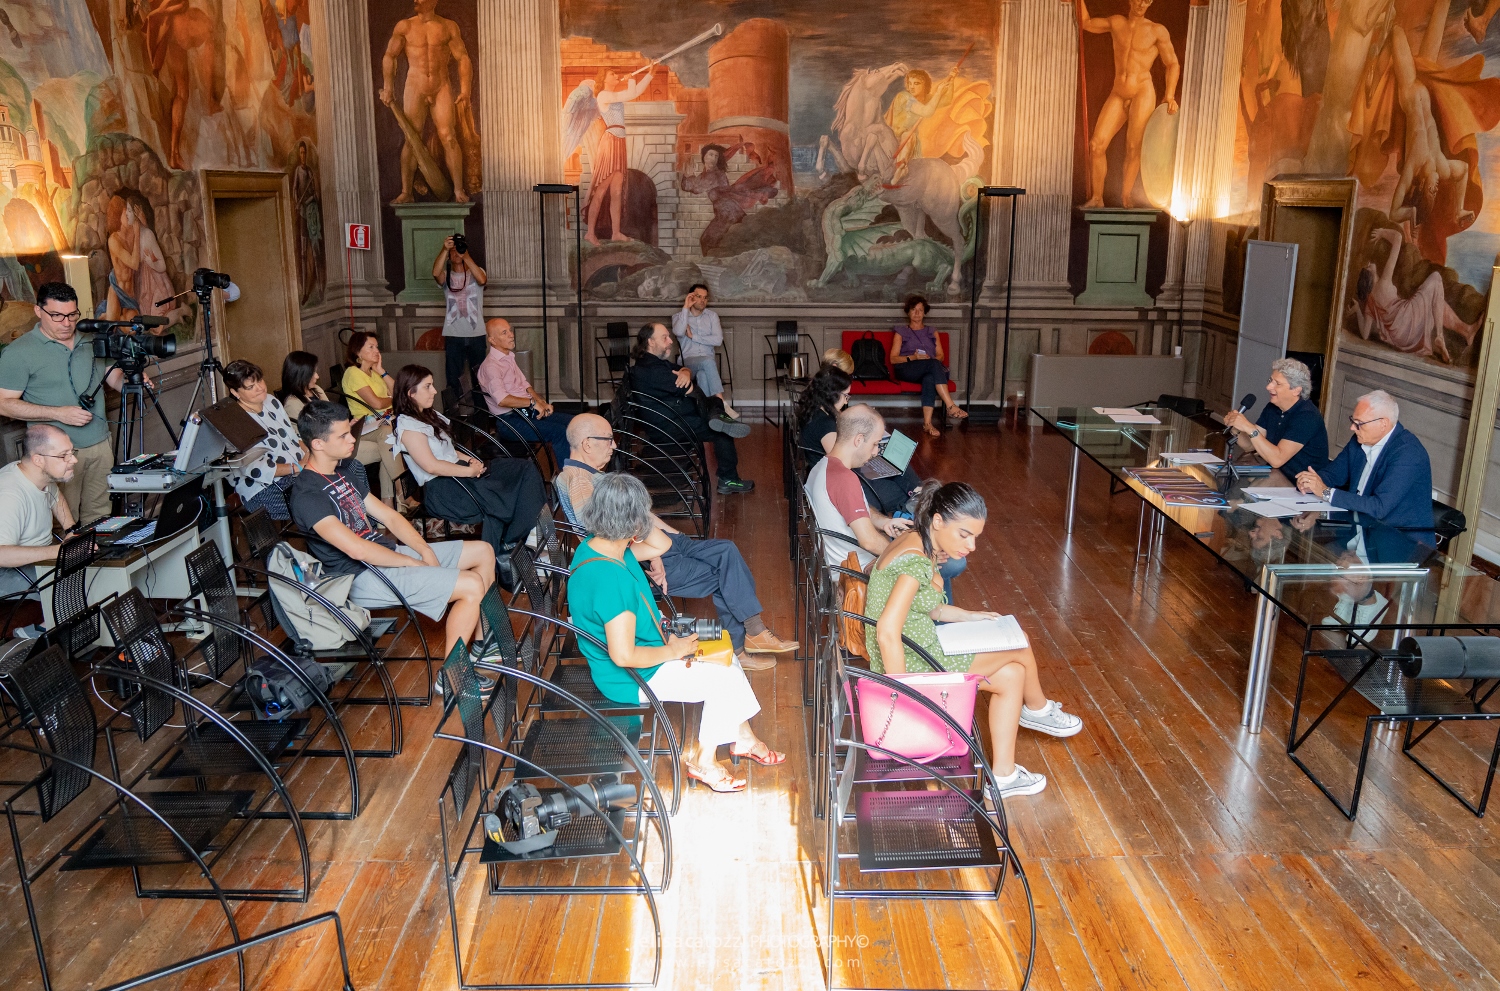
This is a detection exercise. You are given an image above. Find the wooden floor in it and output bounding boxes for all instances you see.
[5,418,1500,990]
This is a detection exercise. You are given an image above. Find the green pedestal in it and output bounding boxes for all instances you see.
[394,202,474,303]
[1075,208,1159,308]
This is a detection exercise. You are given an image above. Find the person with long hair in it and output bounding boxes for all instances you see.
[341,332,403,505]
[863,481,1081,800]
[390,365,546,564]
[796,366,921,518]
[276,350,329,422]
[890,294,965,437]
[568,471,781,793]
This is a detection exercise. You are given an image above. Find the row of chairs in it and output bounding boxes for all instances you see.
[782,411,1039,990]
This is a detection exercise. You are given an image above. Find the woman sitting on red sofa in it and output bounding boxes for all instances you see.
[889,294,966,437]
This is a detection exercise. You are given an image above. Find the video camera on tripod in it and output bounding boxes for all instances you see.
[79,315,177,368]
[483,776,637,855]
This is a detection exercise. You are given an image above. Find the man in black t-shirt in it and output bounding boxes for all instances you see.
[1222,357,1329,480]
[289,400,497,662]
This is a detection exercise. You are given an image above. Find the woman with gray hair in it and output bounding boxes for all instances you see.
[1222,356,1329,479]
[567,472,778,793]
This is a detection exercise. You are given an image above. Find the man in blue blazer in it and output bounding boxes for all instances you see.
[1295,389,1434,530]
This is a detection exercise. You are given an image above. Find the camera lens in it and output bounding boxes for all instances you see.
[452,233,468,255]
[139,333,176,359]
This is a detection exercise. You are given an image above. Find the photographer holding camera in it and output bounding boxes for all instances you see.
[0,283,134,522]
[567,472,782,794]
[432,233,487,395]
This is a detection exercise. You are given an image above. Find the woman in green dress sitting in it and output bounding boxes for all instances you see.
[864,481,1082,800]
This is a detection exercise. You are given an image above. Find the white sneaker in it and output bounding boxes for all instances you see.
[1019,699,1082,738]
[987,764,1047,801]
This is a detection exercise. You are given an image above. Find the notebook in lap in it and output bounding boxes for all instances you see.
[858,430,917,481]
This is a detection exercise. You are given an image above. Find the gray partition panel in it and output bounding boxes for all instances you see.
[1028,354,1186,415]
[1232,240,1298,420]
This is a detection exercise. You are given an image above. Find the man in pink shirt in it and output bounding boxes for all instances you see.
[475,317,573,466]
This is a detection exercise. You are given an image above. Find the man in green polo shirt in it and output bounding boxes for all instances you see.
[0,283,127,523]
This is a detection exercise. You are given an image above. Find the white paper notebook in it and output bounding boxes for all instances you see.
[1109,413,1160,424]
[936,616,1030,655]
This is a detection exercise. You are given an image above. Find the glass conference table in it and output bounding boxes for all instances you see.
[1031,405,1499,732]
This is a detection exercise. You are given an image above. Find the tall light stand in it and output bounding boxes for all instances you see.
[534,183,584,405]
[1174,216,1192,355]
[963,186,1024,426]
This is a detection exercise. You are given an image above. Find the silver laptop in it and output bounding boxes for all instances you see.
[858,430,917,480]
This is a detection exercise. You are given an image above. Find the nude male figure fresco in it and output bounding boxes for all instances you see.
[379,0,473,204]
[1078,0,1180,208]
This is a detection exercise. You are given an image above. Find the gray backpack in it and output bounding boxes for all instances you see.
[265,542,372,650]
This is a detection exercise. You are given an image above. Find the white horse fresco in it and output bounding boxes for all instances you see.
[816,62,908,181]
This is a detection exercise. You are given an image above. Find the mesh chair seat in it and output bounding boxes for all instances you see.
[480,806,629,865]
[154,720,307,779]
[515,715,643,780]
[62,790,255,871]
[851,749,975,784]
[852,789,1001,873]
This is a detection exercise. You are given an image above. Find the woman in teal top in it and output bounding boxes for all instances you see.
[864,481,1082,802]
[568,472,780,793]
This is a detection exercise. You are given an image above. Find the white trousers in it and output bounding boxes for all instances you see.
[639,656,761,748]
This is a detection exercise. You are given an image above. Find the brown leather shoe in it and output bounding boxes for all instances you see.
[737,651,776,672]
[744,630,799,654]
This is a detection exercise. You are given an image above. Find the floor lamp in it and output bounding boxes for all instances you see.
[533,182,583,404]
[963,185,1025,424]
[1173,216,1192,355]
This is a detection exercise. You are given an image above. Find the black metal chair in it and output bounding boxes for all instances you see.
[1288,621,1500,820]
[1,725,356,991]
[594,321,633,402]
[49,531,102,664]
[176,541,362,820]
[761,322,815,425]
[435,638,671,989]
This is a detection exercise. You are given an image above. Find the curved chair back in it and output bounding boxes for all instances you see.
[9,644,96,820]
[51,532,99,660]
[184,541,243,679]
[100,589,179,741]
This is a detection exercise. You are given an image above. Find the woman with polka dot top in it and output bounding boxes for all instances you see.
[224,359,303,513]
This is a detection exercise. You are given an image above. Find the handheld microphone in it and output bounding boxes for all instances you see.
[1224,392,1256,436]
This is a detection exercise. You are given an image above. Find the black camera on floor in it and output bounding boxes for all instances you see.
[666,615,721,640]
[451,233,468,255]
[484,776,637,855]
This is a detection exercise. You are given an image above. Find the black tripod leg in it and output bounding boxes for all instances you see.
[142,379,181,448]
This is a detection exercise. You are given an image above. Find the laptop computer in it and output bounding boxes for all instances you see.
[96,475,206,549]
[858,430,917,481]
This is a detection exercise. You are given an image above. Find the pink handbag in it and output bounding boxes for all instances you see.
[855,671,984,762]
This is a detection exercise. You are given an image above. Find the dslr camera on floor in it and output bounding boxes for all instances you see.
[485,776,637,855]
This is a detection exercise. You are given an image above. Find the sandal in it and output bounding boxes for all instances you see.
[945,405,969,421]
[923,423,942,438]
[685,761,747,793]
[731,742,787,766]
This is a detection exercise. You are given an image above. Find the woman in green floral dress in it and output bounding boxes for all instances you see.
[863,481,1082,800]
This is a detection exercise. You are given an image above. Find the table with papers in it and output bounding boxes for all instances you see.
[1029,404,1488,732]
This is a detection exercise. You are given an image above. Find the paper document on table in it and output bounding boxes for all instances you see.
[1109,413,1160,424]
[1092,407,1139,415]
[1241,499,1338,518]
[936,616,1030,656]
[1162,452,1224,465]
[1244,486,1303,501]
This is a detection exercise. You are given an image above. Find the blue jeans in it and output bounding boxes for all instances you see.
[445,335,488,395]
[894,358,948,408]
[496,410,573,467]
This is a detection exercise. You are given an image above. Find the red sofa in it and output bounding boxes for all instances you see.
[839,330,956,396]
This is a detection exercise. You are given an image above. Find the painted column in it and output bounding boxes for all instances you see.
[479,0,564,294]
[988,0,1079,302]
[308,0,390,303]
[1161,0,1246,320]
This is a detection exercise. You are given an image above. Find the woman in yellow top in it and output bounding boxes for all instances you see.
[341,331,404,506]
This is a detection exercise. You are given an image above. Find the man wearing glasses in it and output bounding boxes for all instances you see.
[552,413,799,670]
[1295,389,1434,530]
[0,424,77,600]
[0,283,129,524]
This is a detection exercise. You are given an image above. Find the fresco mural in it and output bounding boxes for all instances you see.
[1234,0,1500,368]
[558,0,997,303]
[367,0,481,297]
[0,0,325,345]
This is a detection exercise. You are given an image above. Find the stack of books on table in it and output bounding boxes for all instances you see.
[1123,467,1229,509]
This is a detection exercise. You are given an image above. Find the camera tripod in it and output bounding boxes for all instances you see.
[88,361,179,464]
[179,283,226,419]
